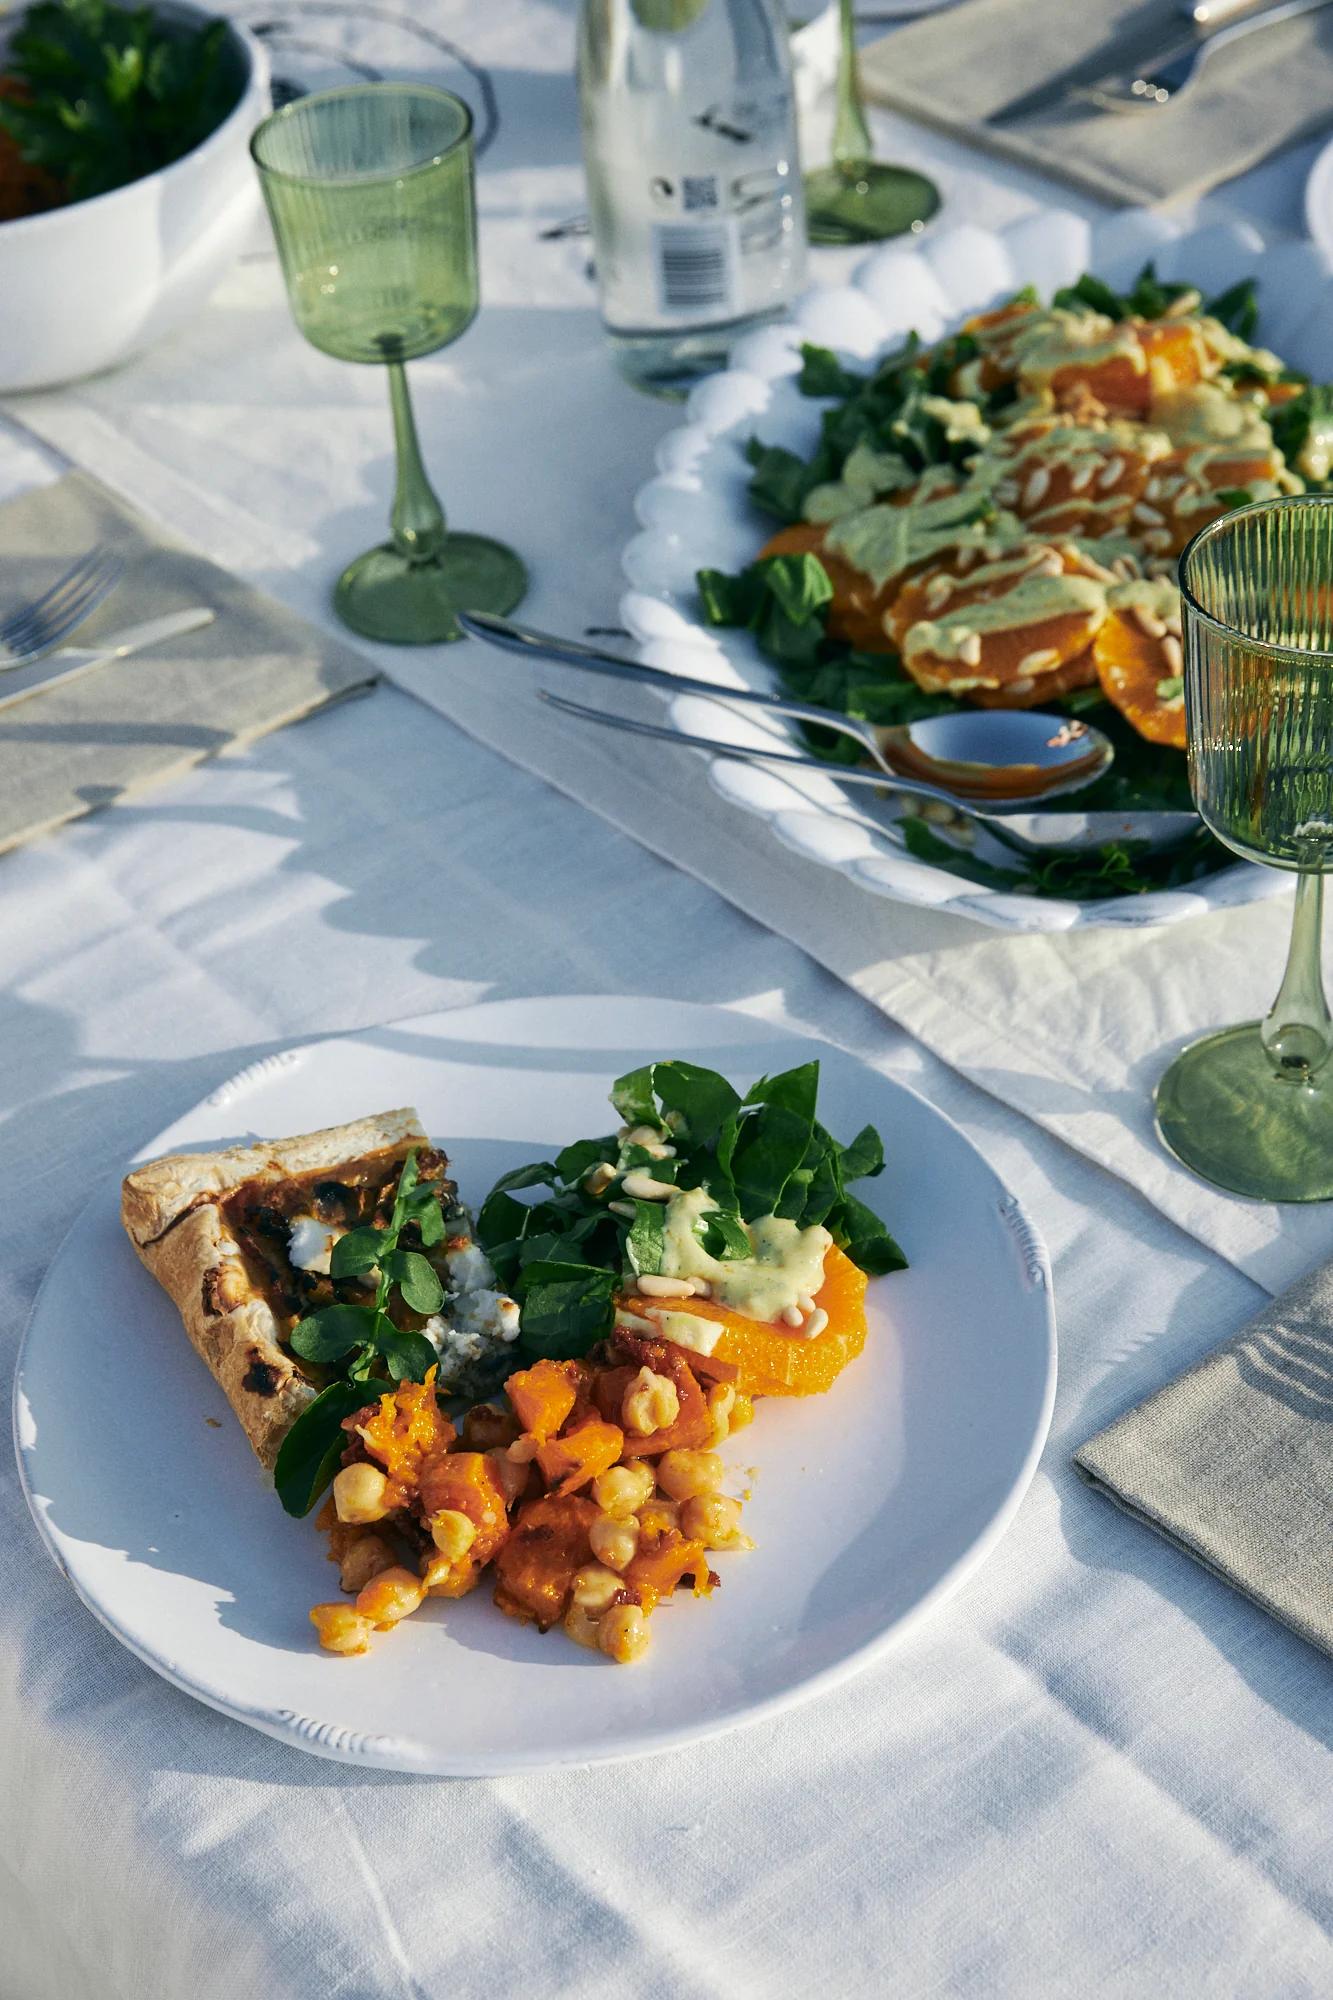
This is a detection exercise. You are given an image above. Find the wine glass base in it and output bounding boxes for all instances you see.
[1155,1021,1333,1202]
[334,533,528,645]
[805,162,941,246]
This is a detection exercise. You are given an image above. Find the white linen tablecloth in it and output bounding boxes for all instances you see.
[4,7,1333,1996]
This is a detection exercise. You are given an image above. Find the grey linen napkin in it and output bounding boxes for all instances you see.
[1075,1258,1333,1658]
[0,471,377,855]
[860,0,1333,208]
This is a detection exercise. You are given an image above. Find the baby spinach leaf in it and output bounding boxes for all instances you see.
[289,1303,377,1364]
[274,1377,395,1517]
[744,439,823,523]
[839,1124,886,1182]
[610,1065,661,1129]
[1205,277,1259,342]
[798,343,867,399]
[517,1262,617,1359]
[652,1059,743,1149]
[699,1208,749,1260]
[626,1201,666,1276]
[831,1194,909,1275]
[556,1136,614,1183]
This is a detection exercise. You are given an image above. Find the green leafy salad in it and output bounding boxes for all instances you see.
[272,1058,903,1518]
[475,1057,905,1360]
[0,0,238,219]
[695,263,1333,901]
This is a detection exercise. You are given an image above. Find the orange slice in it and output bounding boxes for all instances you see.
[1093,609,1187,749]
[630,1242,869,1399]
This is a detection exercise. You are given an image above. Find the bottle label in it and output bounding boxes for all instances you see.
[651,217,740,318]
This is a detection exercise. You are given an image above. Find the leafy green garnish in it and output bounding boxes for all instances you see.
[1270,383,1333,486]
[274,1377,397,1519]
[1214,488,1254,510]
[898,817,1220,901]
[698,552,833,672]
[1156,676,1185,702]
[1205,277,1260,343]
[476,1059,904,1358]
[0,0,239,207]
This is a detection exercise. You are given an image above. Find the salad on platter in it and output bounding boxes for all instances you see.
[698,263,1333,901]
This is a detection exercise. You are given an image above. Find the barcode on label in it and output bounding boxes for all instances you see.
[652,220,737,319]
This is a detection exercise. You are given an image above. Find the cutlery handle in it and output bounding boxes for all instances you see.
[1180,0,1271,25]
[1204,0,1333,46]
[457,609,882,760]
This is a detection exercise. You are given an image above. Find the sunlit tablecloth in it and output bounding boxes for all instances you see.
[2,7,1333,1996]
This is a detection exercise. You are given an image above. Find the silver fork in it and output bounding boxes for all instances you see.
[1085,0,1333,109]
[0,547,125,667]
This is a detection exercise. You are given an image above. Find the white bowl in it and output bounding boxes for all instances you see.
[0,2,270,394]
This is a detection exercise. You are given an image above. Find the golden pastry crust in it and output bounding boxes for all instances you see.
[122,1108,427,1467]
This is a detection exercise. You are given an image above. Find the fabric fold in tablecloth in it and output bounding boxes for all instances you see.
[859,0,1333,209]
[1075,1256,1333,1659]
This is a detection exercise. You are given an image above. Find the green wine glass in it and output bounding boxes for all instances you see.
[251,84,527,644]
[804,0,939,246]
[1155,496,1333,1202]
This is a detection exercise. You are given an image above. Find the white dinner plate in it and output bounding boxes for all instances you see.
[14,996,1056,1775]
[619,209,1331,932]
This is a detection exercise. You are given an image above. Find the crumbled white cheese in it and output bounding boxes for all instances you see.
[454,1286,521,1344]
[287,1214,341,1275]
[445,1238,497,1292]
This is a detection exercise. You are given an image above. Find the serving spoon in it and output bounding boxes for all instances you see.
[457,610,1201,856]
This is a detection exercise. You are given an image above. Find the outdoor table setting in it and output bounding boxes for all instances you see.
[4,0,1333,1993]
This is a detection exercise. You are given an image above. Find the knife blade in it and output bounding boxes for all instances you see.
[0,607,216,715]
[988,0,1270,124]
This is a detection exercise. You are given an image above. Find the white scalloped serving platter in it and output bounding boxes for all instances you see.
[14,996,1055,1775]
[619,210,1333,932]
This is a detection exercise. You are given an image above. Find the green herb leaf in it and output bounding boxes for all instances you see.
[372,1320,439,1383]
[517,1261,617,1360]
[651,1059,743,1149]
[838,1124,886,1183]
[1155,675,1185,702]
[1214,487,1253,509]
[556,1136,614,1183]
[797,343,866,399]
[289,1303,377,1364]
[384,1248,445,1316]
[831,1193,909,1275]
[273,1377,395,1517]
[610,1065,661,1129]
[626,1201,666,1276]
[698,1208,749,1260]
[1052,272,1128,319]
[413,1199,445,1248]
[328,1226,384,1278]
[1205,277,1260,342]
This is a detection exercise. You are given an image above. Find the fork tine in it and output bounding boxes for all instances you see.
[1,552,125,661]
[0,547,110,650]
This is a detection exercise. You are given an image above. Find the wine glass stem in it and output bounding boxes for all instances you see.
[831,0,873,168]
[386,359,447,566]
[1260,869,1333,1082]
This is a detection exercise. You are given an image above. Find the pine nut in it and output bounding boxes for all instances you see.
[1022,466,1051,510]
[636,1274,696,1298]
[1131,605,1167,639]
[1161,634,1184,674]
[782,1305,804,1328]
[803,1308,829,1340]
[1069,462,1096,493]
[1096,456,1125,491]
[1018,648,1059,675]
[621,1171,672,1202]
[1132,501,1166,527]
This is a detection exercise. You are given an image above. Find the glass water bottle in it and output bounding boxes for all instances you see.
[577,0,806,396]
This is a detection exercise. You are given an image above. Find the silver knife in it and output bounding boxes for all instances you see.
[0,607,216,715]
[989,0,1276,125]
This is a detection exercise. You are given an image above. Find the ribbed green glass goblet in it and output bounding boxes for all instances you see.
[251,84,526,644]
[1155,496,1333,1201]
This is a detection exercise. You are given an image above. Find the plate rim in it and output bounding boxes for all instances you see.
[616,214,1293,934]
[13,994,1058,1775]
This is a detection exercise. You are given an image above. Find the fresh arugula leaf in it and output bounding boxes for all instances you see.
[289,1303,377,1365]
[372,1321,439,1383]
[328,1226,384,1278]
[610,1065,661,1129]
[831,1193,908,1275]
[698,1208,750,1260]
[517,1261,617,1360]
[626,1201,666,1276]
[273,1377,395,1517]
[384,1248,445,1316]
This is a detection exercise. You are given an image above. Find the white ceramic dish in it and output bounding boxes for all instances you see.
[1303,134,1333,271]
[0,1,269,394]
[15,995,1055,1776]
[618,210,1331,932]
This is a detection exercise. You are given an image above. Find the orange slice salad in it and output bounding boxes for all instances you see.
[714,264,1328,865]
[305,1059,901,1666]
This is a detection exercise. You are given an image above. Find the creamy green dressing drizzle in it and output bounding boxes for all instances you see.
[904,571,1105,668]
[655,1184,832,1325]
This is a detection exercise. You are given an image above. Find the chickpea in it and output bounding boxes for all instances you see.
[598,1603,650,1664]
[506,1434,541,1465]
[621,1366,680,1437]
[681,1491,753,1551]
[430,1508,477,1561]
[638,1497,680,1537]
[332,1462,390,1525]
[589,1513,640,1572]
[563,1601,603,1650]
[706,1382,736,1444]
[460,1403,519,1452]
[592,1462,655,1519]
[310,1602,373,1655]
[571,1564,623,1613]
[355,1566,424,1626]
[338,1533,396,1594]
[657,1448,724,1503]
